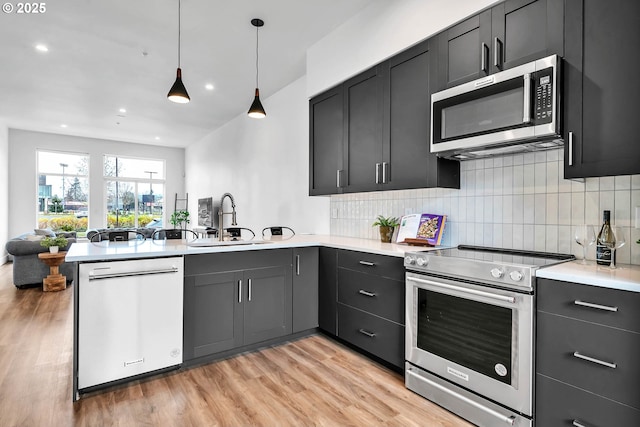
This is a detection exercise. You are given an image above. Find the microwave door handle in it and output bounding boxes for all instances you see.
[523,73,532,124]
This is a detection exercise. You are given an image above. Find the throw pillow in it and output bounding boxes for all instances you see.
[34,228,56,237]
[26,234,44,241]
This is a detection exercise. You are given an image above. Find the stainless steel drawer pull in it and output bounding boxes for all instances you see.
[573,352,617,369]
[358,261,375,266]
[358,329,376,338]
[574,300,618,312]
[358,289,377,297]
[248,278,252,302]
[238,280,242,303]
[572,420,587,427]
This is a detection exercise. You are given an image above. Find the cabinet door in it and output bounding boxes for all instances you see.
[490,0,563,72]
[292,247,319,333]
[243,265,292,345]
[318,247,338,334]
[436,10,492,90]
[309,86,344,195]
[382,40,459,190]
[564,0,640,178]
[183,271,243,360]
[343,66,384,193]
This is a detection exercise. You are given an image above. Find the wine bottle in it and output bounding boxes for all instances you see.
[596,210,614,265]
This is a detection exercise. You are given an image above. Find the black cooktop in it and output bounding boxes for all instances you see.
[430,245,575,268]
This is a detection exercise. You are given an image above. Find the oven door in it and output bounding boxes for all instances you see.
[405,271,533,416]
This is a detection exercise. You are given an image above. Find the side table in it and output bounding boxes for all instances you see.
[37,251,68,292]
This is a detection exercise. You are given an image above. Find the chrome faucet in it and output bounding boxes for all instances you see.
[218,193,237,241]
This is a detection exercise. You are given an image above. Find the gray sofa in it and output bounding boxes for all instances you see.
[5,232,77,289]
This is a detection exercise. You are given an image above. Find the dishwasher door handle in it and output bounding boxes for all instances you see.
[88,267,179,280]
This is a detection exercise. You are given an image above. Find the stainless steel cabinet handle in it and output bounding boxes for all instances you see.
[382,162,388,184]
[358,329,376,338]
[406,369,516,425]
[574,300,618,312]
[358,289,377,297]
[481,42,489,72]
[573,352,617,369]
[572,420,587,427]
[336,170,341,188]
[375,163,381,184]
[494,37,502,68]
[296,255,300,276]
[523,73,531,123]
[568,132,574,166]
[248,278,252,302]
[358,261,375,266]
[238,279,242,303]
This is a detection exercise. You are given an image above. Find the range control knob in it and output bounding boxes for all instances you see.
[490,268,504,279]
[416,257,428,267]
[509,270,524,282]
[405,255,416,265]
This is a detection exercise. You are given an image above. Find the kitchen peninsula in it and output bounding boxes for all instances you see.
[66,235,438,400]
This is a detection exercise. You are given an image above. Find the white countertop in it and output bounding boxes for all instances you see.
[537,260,640,293]
[66,234,443,262]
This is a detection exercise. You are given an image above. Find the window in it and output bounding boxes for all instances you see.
[37,150,90,235]
[104,155,165,229]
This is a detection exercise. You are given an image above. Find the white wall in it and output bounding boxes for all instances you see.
[8,130,185,235]
[0,121,8,263]
[307,0,497,97]
[185,76,330,235]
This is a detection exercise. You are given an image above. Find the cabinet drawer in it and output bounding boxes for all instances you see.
[537,311,640,410]
[536,374,640,427]
[537,278,640,333]
[337,250,404,281]
[337,268,404,324]
[337,303,404,368]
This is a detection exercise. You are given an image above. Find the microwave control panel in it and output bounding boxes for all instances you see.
[533,67,554,124]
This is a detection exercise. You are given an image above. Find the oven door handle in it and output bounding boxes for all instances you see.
[406,370,516,425]
[407,276,516,304]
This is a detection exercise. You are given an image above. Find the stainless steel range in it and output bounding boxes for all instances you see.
[404,245,573,427]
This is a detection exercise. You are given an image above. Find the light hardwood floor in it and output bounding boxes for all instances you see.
[0,262,472,427]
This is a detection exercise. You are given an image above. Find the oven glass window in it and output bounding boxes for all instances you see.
[417,289,512,384]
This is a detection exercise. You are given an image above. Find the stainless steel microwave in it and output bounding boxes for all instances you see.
[430,54,561,160]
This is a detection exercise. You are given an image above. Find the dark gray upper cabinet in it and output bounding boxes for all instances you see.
[435,0,563,91]
[342,66,384,193]
[309,86,344,195]
[383,40,459,190]
[563,0,640,178]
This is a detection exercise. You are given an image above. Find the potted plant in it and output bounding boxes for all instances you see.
[169,210,190,230]
[40,235,69,254]
[372,215,400,243]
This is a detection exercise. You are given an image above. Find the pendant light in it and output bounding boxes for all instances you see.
[167,0,190,103]
[248,18,266,119]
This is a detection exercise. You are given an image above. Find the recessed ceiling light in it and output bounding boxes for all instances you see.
[205,83,214,90]
[155,136,160,140]
[35,44,49,52]
[60,124,67,128]
[119,108,127,113]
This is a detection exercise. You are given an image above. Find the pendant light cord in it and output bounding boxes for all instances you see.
[255,24,259,88]
[177,0,181,68]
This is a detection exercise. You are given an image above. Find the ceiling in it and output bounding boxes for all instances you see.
[0,0,373,148]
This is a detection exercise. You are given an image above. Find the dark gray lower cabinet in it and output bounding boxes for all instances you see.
[292,247,319,333]
[183,249,292,361]
[536,278,640,426]
[318,247,338,334]
[333,249,405,369]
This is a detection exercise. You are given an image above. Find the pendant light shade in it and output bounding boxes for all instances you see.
[167,0,190,103]
[248,18,266,119]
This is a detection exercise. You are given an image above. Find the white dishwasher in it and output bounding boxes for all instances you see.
[78,257,184,390]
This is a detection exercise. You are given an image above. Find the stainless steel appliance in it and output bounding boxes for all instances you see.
[405,246,573,427]
[77,257,184,391]
[431,55,561,160]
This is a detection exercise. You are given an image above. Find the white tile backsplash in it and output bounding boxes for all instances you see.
[330,150,640,265]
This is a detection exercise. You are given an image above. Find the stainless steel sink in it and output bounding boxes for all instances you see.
[187,239,271,247]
